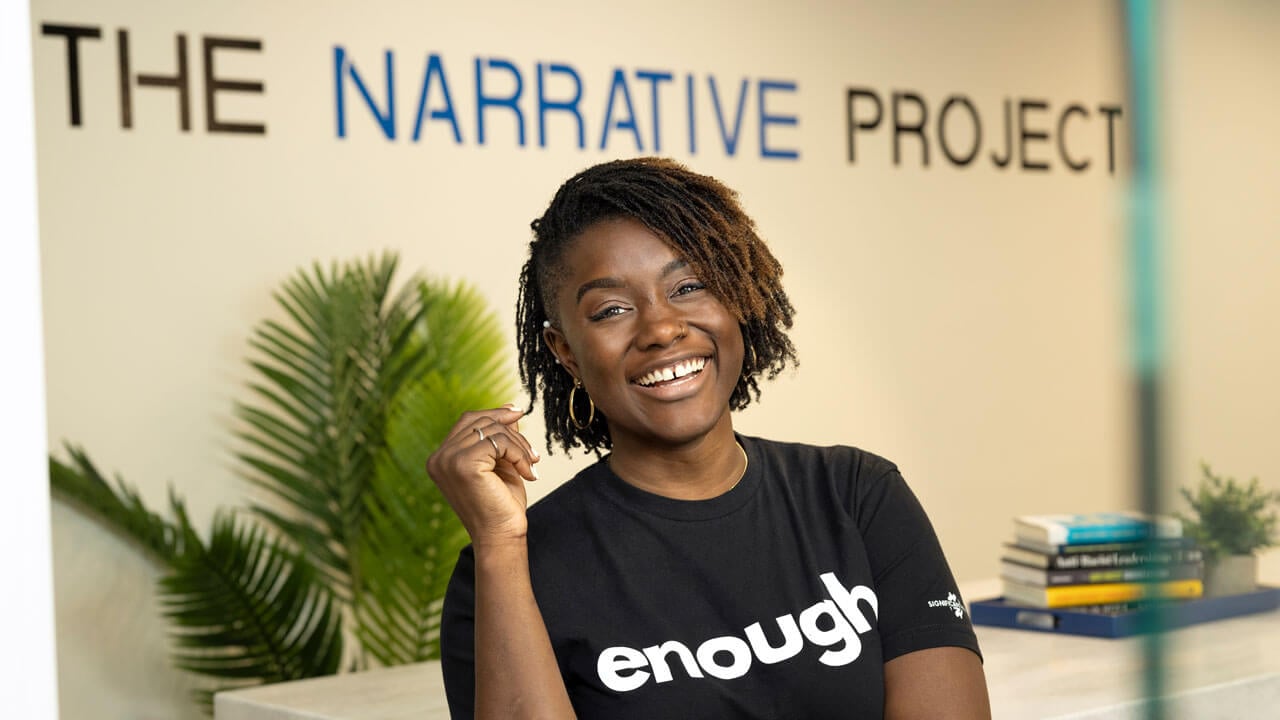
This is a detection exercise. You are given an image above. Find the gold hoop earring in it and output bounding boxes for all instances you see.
[569,379,595,430]
[745,343,758,373]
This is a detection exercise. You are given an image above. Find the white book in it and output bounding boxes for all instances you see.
[1015,512,1182,547]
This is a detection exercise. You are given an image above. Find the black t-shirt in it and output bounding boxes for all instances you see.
[441,435,981,719]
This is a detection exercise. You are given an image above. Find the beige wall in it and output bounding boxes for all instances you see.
[1164,0,1280,583]
[30,1,1278,718]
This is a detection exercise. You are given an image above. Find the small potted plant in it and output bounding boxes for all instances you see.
[1178,463,1280,596]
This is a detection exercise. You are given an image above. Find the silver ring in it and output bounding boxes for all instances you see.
[475,428,485,442]
[486,436,500,453]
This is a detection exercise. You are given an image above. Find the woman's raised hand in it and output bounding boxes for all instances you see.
[426,405,541,548]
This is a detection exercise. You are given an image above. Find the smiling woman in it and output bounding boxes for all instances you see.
[541,217,749,497]
[425,157,991,719]
[518,157,798,458]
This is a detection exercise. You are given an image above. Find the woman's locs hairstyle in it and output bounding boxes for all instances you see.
[516,157,798,455]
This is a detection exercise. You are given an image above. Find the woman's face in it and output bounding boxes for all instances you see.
[545,217,744,450]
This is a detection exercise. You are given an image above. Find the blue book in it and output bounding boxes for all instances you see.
[970,586,1280,638]
[1015,512,1182,546]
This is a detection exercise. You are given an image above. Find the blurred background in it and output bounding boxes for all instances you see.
[6,0,1278,717]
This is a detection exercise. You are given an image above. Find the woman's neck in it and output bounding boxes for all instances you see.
[606,418,746,500]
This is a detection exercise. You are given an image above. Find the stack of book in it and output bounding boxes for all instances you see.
[972,511,1279,637]
[999,512,1204,608]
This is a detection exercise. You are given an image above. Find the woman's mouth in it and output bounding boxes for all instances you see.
[633,356,709,388]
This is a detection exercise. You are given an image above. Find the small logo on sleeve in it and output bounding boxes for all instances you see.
[927,592,965,619]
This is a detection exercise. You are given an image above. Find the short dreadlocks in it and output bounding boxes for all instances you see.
[516,157,797,455]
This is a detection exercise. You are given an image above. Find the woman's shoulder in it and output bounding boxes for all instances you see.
[744,436,930,538]
[741,434,901,483]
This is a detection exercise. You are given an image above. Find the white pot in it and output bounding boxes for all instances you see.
[1204,554,1257,597]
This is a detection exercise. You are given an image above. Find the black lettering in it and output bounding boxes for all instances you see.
[41,24,102,127]
[1099,105,1123,175]
[891,91,928,167]
[937,95,981,166]
[990,99,1012,168]
[118,30,191,131]
[203,37,266,134]
[1057,103,1090,172]
[845,88,882,163]
[117,30,130,128]
[1019,99,1049,171]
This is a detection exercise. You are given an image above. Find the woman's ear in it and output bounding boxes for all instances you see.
[543,326,581,380]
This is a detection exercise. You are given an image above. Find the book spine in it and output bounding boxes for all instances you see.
[1044,579,1203,607]
[1016,513,1182,546]
[1048,547,1203,571]
[1063,525,1150,544]
[1042,563,1202,587]
[1057,538,1193,555]
[1017,537,1193,556]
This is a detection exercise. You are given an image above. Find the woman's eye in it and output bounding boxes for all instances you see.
[588,305,627,322]
[674,281,705,297]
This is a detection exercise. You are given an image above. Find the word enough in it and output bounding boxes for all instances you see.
[596,572,878,692]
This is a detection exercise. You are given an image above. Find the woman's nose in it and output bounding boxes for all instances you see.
[634,301,687,349]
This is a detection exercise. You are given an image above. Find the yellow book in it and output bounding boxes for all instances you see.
[1002,578,1203,608]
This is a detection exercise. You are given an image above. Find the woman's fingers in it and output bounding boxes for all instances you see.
[438,406,541,482]
[453,407,537,474]
[425,407,545,544]
[465,419,540,482]
[496,406,541,465]
[443,405,521,443]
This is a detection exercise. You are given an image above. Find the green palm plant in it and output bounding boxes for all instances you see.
[50,253,511,710]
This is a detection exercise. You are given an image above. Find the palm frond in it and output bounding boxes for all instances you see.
[51,257,518,712]
[354,373,484,665]
[160,499,344,710]
[354,279,513,665]
[236,253,424,598]
[403,279,513,392]
[49,451,345,712]
[48,445,181,564]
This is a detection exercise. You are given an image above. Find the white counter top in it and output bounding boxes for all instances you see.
[215,662,448,720]
[963,579,1280,719]
[215,579,1280,720]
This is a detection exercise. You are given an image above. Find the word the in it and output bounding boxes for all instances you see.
[847,88,1122,174]
[40,23,265,134]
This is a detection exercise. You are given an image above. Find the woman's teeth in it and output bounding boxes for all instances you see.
[636,357,707,387]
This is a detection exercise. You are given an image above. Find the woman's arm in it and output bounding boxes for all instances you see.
[884,646,991,720]
[472,539,575,719]
[428,407,575,720]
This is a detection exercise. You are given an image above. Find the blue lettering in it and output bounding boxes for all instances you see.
[758,79,798,159]
[329,47,802,158]
[708,76,749,156]
[686,73,697,155]
[599,68,643,151]
[536,62,584,149]
[334,46,395,140]
[475,57,525,146]
[635,70,673,153]
[412,53,461,143]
